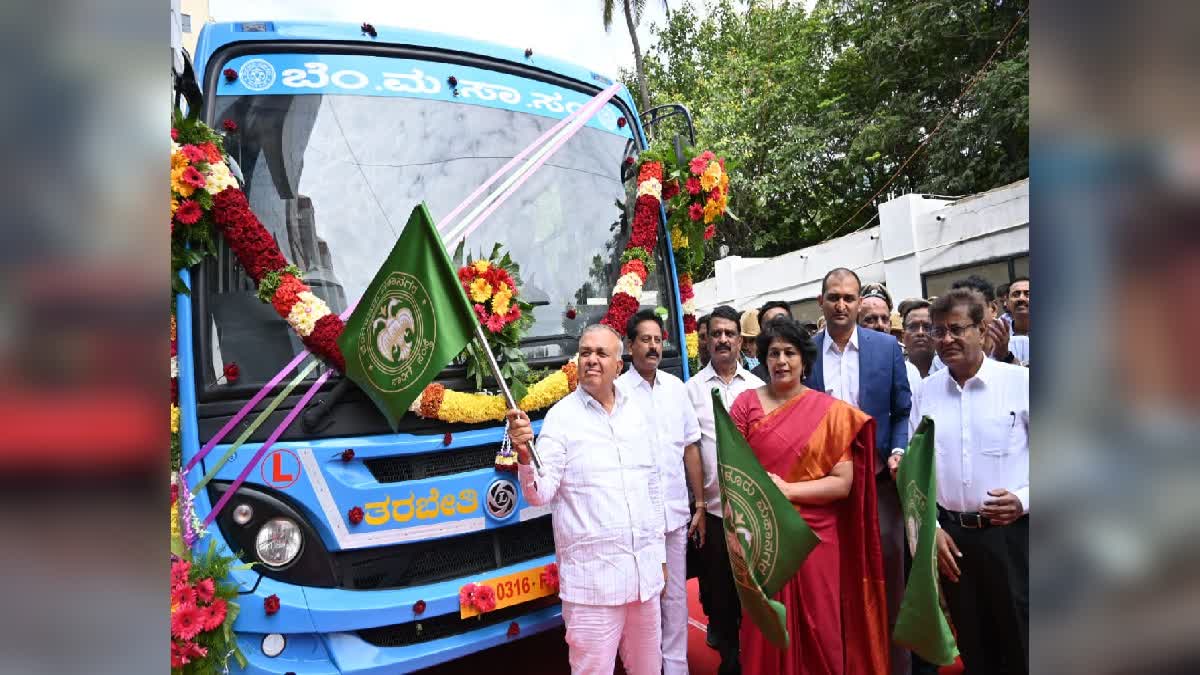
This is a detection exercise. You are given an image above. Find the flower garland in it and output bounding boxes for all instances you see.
[172,114,347,375]
[600,160,663,334]
[624,148,732,373]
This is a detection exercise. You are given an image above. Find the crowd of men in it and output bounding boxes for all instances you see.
[506,268,1030,674]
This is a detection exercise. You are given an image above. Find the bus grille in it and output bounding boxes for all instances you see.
[333,515,554,590]
[356,595,560,648]
[364,445,497,483]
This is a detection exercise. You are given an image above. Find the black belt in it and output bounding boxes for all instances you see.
[937,505,994,529]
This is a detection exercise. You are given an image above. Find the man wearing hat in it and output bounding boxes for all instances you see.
[739,308,761,371]
[860,282,895,335]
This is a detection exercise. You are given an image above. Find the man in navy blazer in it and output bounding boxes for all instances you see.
[806,268,913,675]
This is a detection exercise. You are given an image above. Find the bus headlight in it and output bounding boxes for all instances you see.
[255,518,302,568]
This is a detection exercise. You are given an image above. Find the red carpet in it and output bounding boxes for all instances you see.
[421,578,963,674]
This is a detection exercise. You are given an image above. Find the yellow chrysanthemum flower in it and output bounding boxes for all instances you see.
[438,389,508,424]
[720,172,730,191]
[171,405,181,434]
[171,197,178,216]
[170,500,181,541]
[704,199,722,224]
[492,283,513,309]
[473,259,491,274]
[700,162,722,192]
[519,371,569,411]
[469,277,493,303]
[686,332,700,358]
[171,166,196,198]
[171,150,189,170]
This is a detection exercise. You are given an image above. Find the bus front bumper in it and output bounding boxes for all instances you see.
[232,603,562,674]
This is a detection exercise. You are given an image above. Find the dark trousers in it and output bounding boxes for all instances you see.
[698,512,741,674]
[938,512,1029,675]
[877,473,911,675]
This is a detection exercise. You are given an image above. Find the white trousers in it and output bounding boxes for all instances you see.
[661,526,690,675]
[561,596,662,675]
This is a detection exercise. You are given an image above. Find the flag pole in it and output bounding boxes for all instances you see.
[470,322,544,475]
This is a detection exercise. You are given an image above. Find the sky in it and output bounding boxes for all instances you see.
[208,0,674,79]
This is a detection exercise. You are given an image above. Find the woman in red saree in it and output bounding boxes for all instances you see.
[730,318,889,675]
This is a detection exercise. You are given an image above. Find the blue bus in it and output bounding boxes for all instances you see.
[177,21,691,674]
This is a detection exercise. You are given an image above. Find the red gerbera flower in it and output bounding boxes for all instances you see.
[181,166,207,188]
[704,224,716,240]
[540,562,559,591]
[171,602,204,641]
[263,594,280,615]
[686,177,702,195]
[170,641,186,668]
[174,199,202,226]
[171,582,197,607]
[170,127,179,141]
[688,203,704,221]
[348,506,364,525]
[222,119,238,133]
[202,598,228,631]
[474,584,497,612]
[689,155,708,175]
[193,578,215,604]
[180,144,207,164]
[486,313,506,333]
[459,583,478,608]
[170,559,191,588]
[662,179,680,200]
[505,304,521,322]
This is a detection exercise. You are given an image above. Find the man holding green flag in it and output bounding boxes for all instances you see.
[338,203,480,429]
[893,417,959,666]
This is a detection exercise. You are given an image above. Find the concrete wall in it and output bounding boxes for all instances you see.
[694,178,1029,314]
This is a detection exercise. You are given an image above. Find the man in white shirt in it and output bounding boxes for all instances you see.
[685,305,764,675]
[1005,277,1030,366]
[899,288,1029,675]
[807,268,913,675]
[506,324,667,675]
[617,309,703,675]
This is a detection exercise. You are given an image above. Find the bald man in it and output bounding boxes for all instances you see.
[508,324,667,674]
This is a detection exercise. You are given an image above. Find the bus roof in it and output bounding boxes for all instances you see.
[192,20,636,112]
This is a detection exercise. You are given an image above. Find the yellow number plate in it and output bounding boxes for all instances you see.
[459,565,556,618]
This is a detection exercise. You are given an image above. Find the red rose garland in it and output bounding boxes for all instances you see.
[209,188,348,373]
[600,161,663,332]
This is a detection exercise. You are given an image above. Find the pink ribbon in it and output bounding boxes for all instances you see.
[203,369,333,526]
[194,84,627,520]
[185,85,624,475]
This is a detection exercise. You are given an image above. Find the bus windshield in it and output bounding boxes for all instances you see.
[197,83,677,393]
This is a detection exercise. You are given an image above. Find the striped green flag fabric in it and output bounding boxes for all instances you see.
[895,416,960,665]
[712,390,820,648]
[338,203,478,429]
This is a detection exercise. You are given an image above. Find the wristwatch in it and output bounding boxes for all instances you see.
[694,500,706,509]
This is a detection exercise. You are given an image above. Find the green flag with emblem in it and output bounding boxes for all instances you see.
[894,416,959,665]
[712,390,820,649]
[338,203,478,429]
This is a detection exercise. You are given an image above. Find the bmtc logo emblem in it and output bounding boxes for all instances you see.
[238,58,277,91]
[486,478,517,520]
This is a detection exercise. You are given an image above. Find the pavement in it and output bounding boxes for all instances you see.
[419,578,964,674]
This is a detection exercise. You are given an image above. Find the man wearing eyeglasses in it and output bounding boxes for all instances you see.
[893,287,1030,675]
[860,283,894,335]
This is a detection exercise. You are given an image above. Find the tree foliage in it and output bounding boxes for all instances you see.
[628,0,1028,267]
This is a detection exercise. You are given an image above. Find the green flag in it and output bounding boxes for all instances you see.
[712,390,820,649]
[338,203,478,429]
[894,416,959,665]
